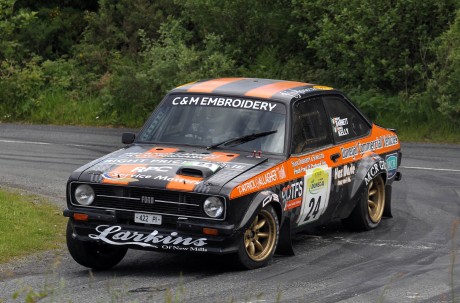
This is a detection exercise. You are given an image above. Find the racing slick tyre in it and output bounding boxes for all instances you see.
[66,221,128,270]
[236,205,279,269]
[342,174,385,231]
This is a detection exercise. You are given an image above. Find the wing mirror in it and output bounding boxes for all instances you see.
[122,132,136,144]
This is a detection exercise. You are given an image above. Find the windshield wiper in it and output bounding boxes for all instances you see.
[206,130,277,150]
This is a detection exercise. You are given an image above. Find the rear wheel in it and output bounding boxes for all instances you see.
[236,205,279,269]
[66,221,127,270]
[342,174,385,231]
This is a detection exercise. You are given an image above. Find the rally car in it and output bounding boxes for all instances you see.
[64,78,402,270]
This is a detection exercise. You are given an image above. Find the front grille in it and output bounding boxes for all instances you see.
[70,183,225,220]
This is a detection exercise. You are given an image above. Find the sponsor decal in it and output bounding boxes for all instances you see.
[334,163,356,186]
[170,95,279,112]
[101,165,174,184]
[237,168,280,195]
[281,179,304,210]
[382,134,399,147]
[291,153,326,175]
[155,175,202,185]
[261,192,280,207]
[297,166,331,225]
[103,157,247,170]
[341,145,359,160]
[364,160,386,185]
[102,173,140,183]
[130,166,173,173]
[277,165,287,179]
[385,153,398,179]
[331,117,349,137]
[341,135,399,160]
[182,161,221,172]
[101,164,155,184]
[89,225,208,250]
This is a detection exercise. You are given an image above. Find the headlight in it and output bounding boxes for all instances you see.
[203,197,224,218]
[74,184,95,206]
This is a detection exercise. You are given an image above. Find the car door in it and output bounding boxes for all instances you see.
[288,94,372,228]
[289,97,336,227]
[321,94,372,217]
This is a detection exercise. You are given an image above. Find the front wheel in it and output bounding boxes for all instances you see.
[342,174,386,231]
[66,221,127,270]
[236,205,279,269]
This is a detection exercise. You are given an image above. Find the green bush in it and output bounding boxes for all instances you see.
[427,7,460,122]
[0,57,44,120]
[291,0,457,93]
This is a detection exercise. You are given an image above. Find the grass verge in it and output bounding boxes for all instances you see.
[0,187,66,264]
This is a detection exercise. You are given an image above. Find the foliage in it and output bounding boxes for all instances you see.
[0,0,459,136]
[0,0,36,61]
[427,7,460,121]
[291,0,457,93]
[0,57,44,119]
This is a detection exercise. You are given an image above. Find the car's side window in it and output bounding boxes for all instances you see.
[322,95,371,143]
[291,98,333,154]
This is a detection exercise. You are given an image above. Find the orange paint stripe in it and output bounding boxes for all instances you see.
[102,164,148,185]
[203,152,239,163]
[166,174,203,191]
[136,147,179,159]
[244,81,308,99]
[187,78,244,93]
[229,126,401,199]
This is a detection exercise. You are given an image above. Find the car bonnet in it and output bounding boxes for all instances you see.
[75,144,277,194]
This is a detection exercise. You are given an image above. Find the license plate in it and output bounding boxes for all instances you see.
[134,213,162,225]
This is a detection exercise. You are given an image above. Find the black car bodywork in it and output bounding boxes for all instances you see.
[64,78,401,269]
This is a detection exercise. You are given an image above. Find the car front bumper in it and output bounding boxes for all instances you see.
[64,209,241,254]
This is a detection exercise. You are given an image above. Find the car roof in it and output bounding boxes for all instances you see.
[170,78,340,104]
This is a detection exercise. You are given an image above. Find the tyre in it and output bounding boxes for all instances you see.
[236,205,279,269]
[66,221,128,270]
[342,174,385,231]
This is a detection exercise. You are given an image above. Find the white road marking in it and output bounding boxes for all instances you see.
[0,139,50,145]
[0,139,93,148]
[401,166,460,173]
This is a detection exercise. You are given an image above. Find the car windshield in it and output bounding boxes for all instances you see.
[137,94,286,154]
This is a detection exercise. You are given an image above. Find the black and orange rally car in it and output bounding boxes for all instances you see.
[64,78,402,269]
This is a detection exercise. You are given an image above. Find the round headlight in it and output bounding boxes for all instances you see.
[203,197,224,218]
[74,184,95,206]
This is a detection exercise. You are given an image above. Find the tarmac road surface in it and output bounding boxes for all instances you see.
[0,123,459,303]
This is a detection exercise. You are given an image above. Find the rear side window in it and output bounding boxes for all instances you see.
[291,98,333,154]
[322,96,370,143]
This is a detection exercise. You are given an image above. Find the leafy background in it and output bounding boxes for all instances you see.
[1,0,459,141]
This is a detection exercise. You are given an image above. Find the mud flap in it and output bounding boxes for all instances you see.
[275,219,295,256]
[383,185,392,218]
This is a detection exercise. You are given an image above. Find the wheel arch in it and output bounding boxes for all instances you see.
[340,154,388,219]
[236,190,284,231]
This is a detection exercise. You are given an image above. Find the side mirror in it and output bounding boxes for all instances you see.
[122,132,136,144]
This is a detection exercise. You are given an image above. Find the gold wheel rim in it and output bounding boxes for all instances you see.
[367,175,385,223]
[244,209,276,262]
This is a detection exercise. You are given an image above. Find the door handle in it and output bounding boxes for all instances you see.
[330,153,341,162]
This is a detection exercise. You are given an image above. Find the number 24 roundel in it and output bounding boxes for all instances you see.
[297,166,332,226]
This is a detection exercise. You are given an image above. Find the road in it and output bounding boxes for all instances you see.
[0,123,459,303]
